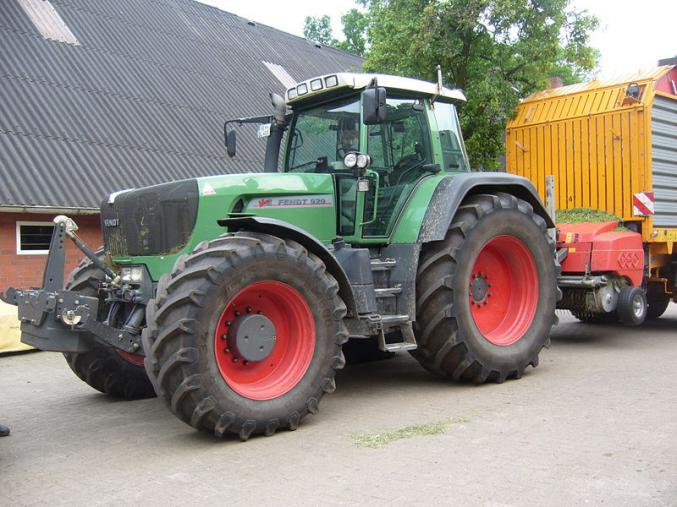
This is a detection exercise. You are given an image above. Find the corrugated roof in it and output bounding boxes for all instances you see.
[0,0,363,209]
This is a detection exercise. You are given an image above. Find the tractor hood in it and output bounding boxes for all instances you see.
[104,172,336,280]
[102,179,200,258]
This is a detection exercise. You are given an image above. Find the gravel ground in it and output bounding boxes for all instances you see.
[1,308,676,506]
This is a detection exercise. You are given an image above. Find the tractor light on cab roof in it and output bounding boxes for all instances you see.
[310,79,323,91]
[287,88,297,100]
[297,83,308,95]
[343,152,357,168]
[325,75,338,88]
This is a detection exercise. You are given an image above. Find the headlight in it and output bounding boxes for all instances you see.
[120,266,144,284]
[343,152,357,168]
[356,153,371,169]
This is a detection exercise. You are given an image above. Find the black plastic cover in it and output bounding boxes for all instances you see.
[101,180,199,257]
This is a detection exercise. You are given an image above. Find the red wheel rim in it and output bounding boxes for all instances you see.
[214,281,315,400]
[469,236,539,346]
[116,350,145,367]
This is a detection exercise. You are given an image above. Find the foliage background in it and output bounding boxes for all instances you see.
[304,0,599,169]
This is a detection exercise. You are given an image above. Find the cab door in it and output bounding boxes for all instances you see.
[360,96,434,238]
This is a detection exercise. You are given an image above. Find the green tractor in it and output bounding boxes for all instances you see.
[3,73,559,440]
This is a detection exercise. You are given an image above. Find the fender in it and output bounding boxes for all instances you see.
[218,216,358,317]
[418,172,555,242]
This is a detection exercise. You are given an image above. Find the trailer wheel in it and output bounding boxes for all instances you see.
[63,255,156,400]
[412,193,558,383]
[617,286,647,326]
[143,232,347,440]
[646,284,671,320]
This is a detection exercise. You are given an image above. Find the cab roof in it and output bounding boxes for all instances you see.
[286,72,467,105]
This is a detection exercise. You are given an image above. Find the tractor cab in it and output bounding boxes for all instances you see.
[227,73,469,243]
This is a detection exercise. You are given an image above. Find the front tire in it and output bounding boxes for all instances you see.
[143,232,348,440]
[63,256,156,400]
[412,193,558,383]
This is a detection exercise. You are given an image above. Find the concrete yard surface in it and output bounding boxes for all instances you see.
[1,308,676,506]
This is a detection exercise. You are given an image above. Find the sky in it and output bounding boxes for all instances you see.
[197,0,676,79]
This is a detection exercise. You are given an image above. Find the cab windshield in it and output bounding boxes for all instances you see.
[285,96,361,172]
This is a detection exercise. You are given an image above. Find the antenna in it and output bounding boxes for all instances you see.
[432,65,443,104]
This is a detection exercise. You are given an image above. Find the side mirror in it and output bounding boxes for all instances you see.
[362,87,387,125]
[226,129,236,157]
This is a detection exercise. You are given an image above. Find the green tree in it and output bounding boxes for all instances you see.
[303,15,334,45]
[360,0,599,169]
[303,10,368,57]
[336,9,368,56]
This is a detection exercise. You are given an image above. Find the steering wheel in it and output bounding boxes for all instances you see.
[337,144,359,159]
[390,154,424,187]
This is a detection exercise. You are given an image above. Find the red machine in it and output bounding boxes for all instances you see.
[556,222,649,325]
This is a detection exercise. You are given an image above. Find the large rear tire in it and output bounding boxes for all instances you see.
[143,232,348,440]
[412,193,558,383]
[63,256,156,400]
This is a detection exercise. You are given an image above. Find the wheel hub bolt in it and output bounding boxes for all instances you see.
[232,357,239,363]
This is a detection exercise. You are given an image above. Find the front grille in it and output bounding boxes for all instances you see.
[101,180,199,257]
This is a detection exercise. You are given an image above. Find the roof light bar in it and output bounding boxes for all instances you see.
[325,75,338,88]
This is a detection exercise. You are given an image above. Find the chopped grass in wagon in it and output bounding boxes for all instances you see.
[556,208,631,232]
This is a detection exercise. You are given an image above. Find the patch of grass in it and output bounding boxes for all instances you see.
[556,208,630,231]
[353,417,467,449]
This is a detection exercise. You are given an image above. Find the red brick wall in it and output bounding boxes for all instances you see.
[0,212,102,291]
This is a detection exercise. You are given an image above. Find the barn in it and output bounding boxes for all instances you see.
[0,0,362,293]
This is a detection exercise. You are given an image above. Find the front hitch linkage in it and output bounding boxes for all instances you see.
[1,216,140,354]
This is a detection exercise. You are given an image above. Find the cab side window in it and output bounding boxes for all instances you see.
[432,101,469,171]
